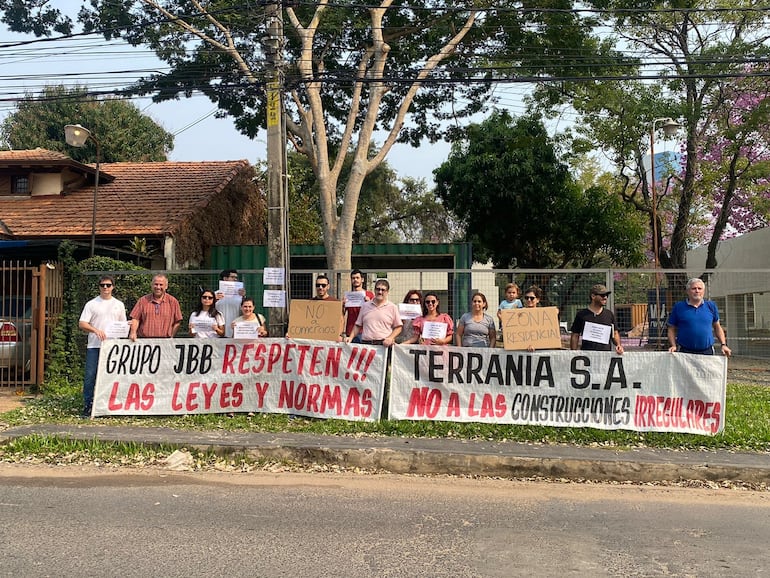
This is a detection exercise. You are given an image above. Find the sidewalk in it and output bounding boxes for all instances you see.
[2,423,770,484]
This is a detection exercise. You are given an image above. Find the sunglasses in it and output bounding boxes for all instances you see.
[594,293,609,298]
[408,297,421,302]
[315,283,328,288]
[425,299,437,304]
[99,283,113,288]
[375,287,388,292]
[524,296,537,301]
[201,295,214,300]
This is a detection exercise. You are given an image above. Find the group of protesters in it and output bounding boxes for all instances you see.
[77,268,730,418]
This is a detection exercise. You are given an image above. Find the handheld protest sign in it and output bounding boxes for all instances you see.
[500,306,562,350]
[288,299,343,341]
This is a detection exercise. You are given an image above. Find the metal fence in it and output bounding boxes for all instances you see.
[0,260,63,388]
[80,267,770,358]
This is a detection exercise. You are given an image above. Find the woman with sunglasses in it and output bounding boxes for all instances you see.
[405,292,454,346]
[188,289,225,338]
[397,289,422,344]
[455,292,496,348]
[522,285,542,308]
[521,286,543,352]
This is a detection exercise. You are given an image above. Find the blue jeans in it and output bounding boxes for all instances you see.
[83,348,100,416]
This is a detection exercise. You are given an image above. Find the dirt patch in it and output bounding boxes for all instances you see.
[0,389,35,413]
[727,356,770,386]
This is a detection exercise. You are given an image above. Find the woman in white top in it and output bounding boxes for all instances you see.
[188,289,225,338]
[231,297,268,337]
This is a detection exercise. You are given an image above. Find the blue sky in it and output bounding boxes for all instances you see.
[0,24,449,183]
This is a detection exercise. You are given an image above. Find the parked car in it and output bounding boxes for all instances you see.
[0,295,32,374]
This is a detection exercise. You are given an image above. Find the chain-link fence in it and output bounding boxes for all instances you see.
[81,268,770,357]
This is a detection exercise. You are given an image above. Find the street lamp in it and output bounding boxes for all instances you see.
[649,117,681,347]
[64,124,101,257]
[649,117,681,269]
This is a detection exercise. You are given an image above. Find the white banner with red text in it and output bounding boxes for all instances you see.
[93,339,385,421]
[389,345,727,435]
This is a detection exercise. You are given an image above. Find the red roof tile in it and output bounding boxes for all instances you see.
[0,159,252,239]
[0,148,71,162]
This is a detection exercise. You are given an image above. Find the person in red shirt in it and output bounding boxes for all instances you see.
[341,269,374,342]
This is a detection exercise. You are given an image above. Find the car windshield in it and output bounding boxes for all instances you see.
[0,296,32,319]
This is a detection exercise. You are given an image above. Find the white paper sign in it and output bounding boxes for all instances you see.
[263,267,285,285]
[344,291,366,308]
[105,321,130,339]
[399,303,423,319]
[263,290,286,308]
[191,318,216,334]
[233,322,261,339]
[421,321,448,340]
[582,321,612,345]
[218,280,244,297]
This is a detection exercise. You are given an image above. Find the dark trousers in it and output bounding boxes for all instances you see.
[677,345,714,355]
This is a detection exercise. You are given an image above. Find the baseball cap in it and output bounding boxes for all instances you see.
[590,284,611,296]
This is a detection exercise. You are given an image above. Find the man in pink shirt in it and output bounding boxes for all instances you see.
[346,278,402,346]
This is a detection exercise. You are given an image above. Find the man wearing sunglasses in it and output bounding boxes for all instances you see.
[312,274,338,301]
[569,284,624,354]
[78,275,127,417]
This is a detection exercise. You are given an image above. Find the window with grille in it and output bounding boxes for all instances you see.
[11,175,29,194]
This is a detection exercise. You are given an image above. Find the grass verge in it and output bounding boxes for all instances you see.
[1,381,769,454]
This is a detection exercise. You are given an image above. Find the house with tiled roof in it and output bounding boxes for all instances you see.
[0,149,266,268]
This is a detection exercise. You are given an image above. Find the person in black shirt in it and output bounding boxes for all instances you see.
[570,284,624,354]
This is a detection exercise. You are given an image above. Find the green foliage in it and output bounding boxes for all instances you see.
[44,241,83,388]
[44,249,150,392]
[0,0,73,35]
[0,85,174,163]
[78,256,149,314]
[283,154,324,245]
[1,1,608,270]
[126,237,157,258]
[286,149,459,244]
[353,168,460,244]
[435,111,645,268]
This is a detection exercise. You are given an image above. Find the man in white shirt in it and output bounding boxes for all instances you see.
[215,269,246,337]
[78,275,127,417]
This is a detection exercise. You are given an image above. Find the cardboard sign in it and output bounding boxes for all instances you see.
[288,299,343,341]
[500,306,562,350]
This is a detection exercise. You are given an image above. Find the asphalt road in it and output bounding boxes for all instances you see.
[0,464,768,577]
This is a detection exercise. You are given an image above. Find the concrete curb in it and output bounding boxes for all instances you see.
[2,424,770,484]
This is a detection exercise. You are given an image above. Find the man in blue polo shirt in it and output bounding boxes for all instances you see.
[667,278,731,356]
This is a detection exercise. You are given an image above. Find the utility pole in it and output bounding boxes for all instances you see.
[264,0,290,337]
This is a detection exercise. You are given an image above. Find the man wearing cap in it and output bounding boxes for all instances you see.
[570,284,624,354]
[667,278,731,356]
